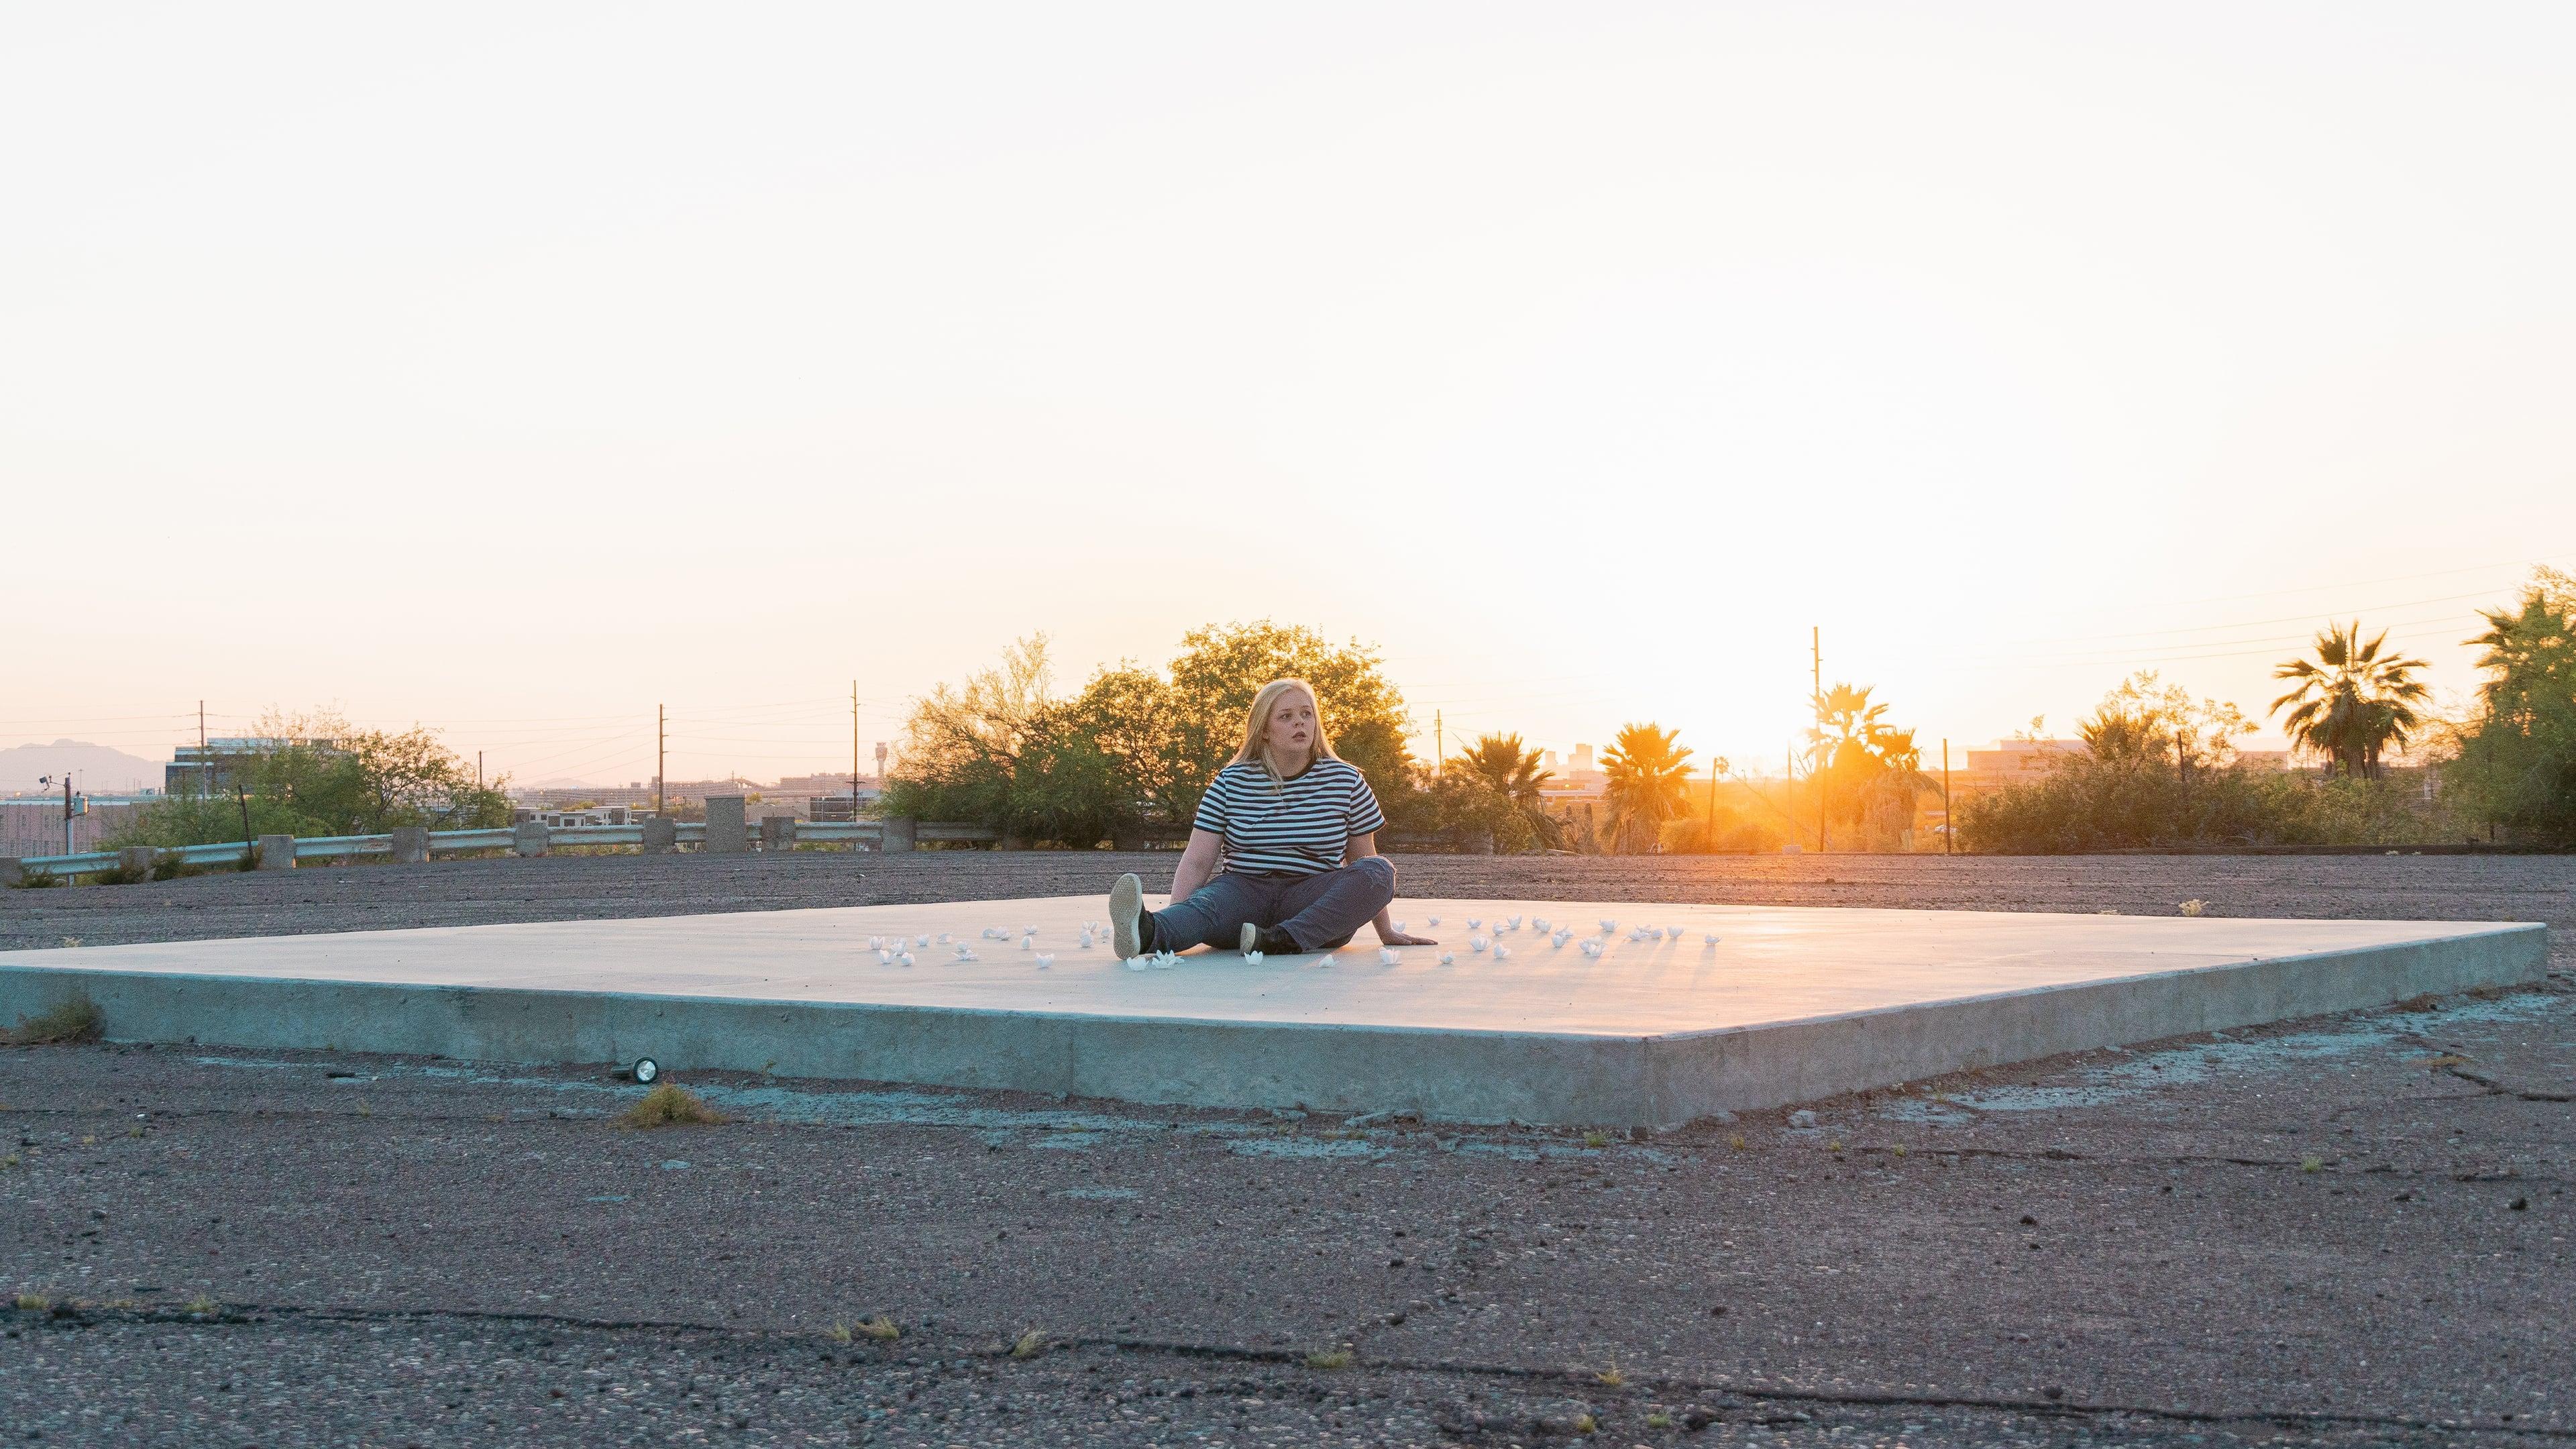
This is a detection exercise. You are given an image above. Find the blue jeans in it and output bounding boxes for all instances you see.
[1146,857,1397,953]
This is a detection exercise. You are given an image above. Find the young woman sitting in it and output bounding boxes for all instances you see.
[1108,678,1438,959]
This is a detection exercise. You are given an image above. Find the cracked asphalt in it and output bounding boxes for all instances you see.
[3,852,2571,1446]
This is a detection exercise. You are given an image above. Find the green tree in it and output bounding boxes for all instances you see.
[2270,622,2432,778]
[1155,621,1415,820]
[112,710,508,847]
[2083,671,2255,778]
[1600,723,1692,853]
[2449,569,2576,845]
[888,623,1421,845]
[1446,732,1559,849]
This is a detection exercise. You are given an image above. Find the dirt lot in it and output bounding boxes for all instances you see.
[3,853,2570,1447]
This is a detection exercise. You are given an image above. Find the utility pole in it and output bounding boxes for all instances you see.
[197,700,207,801]
[656,704,667,818]
[1941,738,1953,856]
[851,681,861,825]
[1813,626,1828,854]
[1434,710,1443,777]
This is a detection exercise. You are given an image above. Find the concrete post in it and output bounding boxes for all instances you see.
[759,815,796,851]
[118,847,158,879]
[704,796,748,855]
[641,817,677,855]
[256,834,297,870]
[388,826,429,864]
[879,816,916,853]
[513,822,550,857]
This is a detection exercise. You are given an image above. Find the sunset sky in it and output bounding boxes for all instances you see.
[7,4,2573,788]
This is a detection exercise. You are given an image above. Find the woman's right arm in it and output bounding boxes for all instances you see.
[1163,828,1223,904]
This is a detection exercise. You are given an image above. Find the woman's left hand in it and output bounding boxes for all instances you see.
[1376,929,1438,947]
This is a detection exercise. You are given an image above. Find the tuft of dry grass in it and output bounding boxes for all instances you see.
[620,1081,727,1128]
[1009,1328,1046,1360]
[1303,1346,1354,1371]
[1594,1364,1625,1387]
[5,995,101,1046]
[2301,1156,2324,1173]
[183,1294,218,1316]
[15,1291,48,1311]
[1581,1130,1609,1149]
[855,1315,900,1341]
[824,1323,854,1344]
[1572,1411,1599,1433]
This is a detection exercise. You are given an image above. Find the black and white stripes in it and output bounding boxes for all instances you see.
[1190,759,1386,877]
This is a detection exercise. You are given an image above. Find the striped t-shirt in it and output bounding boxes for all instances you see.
[1191,758,1387,877]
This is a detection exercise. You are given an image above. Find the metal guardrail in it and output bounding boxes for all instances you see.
[6,816,900,880]
[3,815,1465,881]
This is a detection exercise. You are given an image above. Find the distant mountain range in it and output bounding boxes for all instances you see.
[0,740,168,796]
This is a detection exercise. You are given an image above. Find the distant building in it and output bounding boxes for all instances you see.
[1,796,152,858]
[165,737,345,796]
[808,786,884,823]
[1537,743,1607,805]
[1962,739,2088,775]
[513,805,636,828]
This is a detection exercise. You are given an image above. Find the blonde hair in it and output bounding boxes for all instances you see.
[1232,678,1338,782]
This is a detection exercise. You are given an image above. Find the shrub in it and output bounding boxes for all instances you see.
[5,996,101,1046]
[619,1082,726,1128]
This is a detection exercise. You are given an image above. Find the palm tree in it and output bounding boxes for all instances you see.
[1600,722,1693,853]
[1448,733,1552,810]
[2270,621,2432,777]
[1448,732,1560,850]
[1805,684,1935,845]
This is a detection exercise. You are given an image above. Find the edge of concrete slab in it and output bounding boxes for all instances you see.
[0,922,2546,1126]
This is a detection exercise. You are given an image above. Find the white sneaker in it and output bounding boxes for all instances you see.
[1240,921,1259,956]
[1110,873,1144,959]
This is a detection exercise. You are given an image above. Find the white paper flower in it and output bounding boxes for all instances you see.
[1438,952,1455,965]
[1379,948,1400,966]
[1035,953,1054,969]
[1492,945,1511,961]
[1244,950,1264,966]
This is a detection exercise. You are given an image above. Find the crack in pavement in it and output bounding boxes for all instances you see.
[11,1298,2570,1441]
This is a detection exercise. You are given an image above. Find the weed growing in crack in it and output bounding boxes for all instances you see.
[1010,1328,1046,1359]
[855,1315,900,1341]
[1647,1411,1674,1429]
[1572,1411,1599,1433]
[824,1324,854,1345]
[184,1295,218,1316]
[1304,1347,1354,1371]
[15,1291,48,1311]
[621,1082,726,1128]
[1594,1364,1625,1387]
[1728,1134,1746,1151]
[2301,1156,2323,1173]
[1581,1131,1609,1148]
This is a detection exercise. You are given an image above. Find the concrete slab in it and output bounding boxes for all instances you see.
[0,896,2544,1125]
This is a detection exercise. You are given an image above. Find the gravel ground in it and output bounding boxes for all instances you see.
[3,853,2571,1447]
